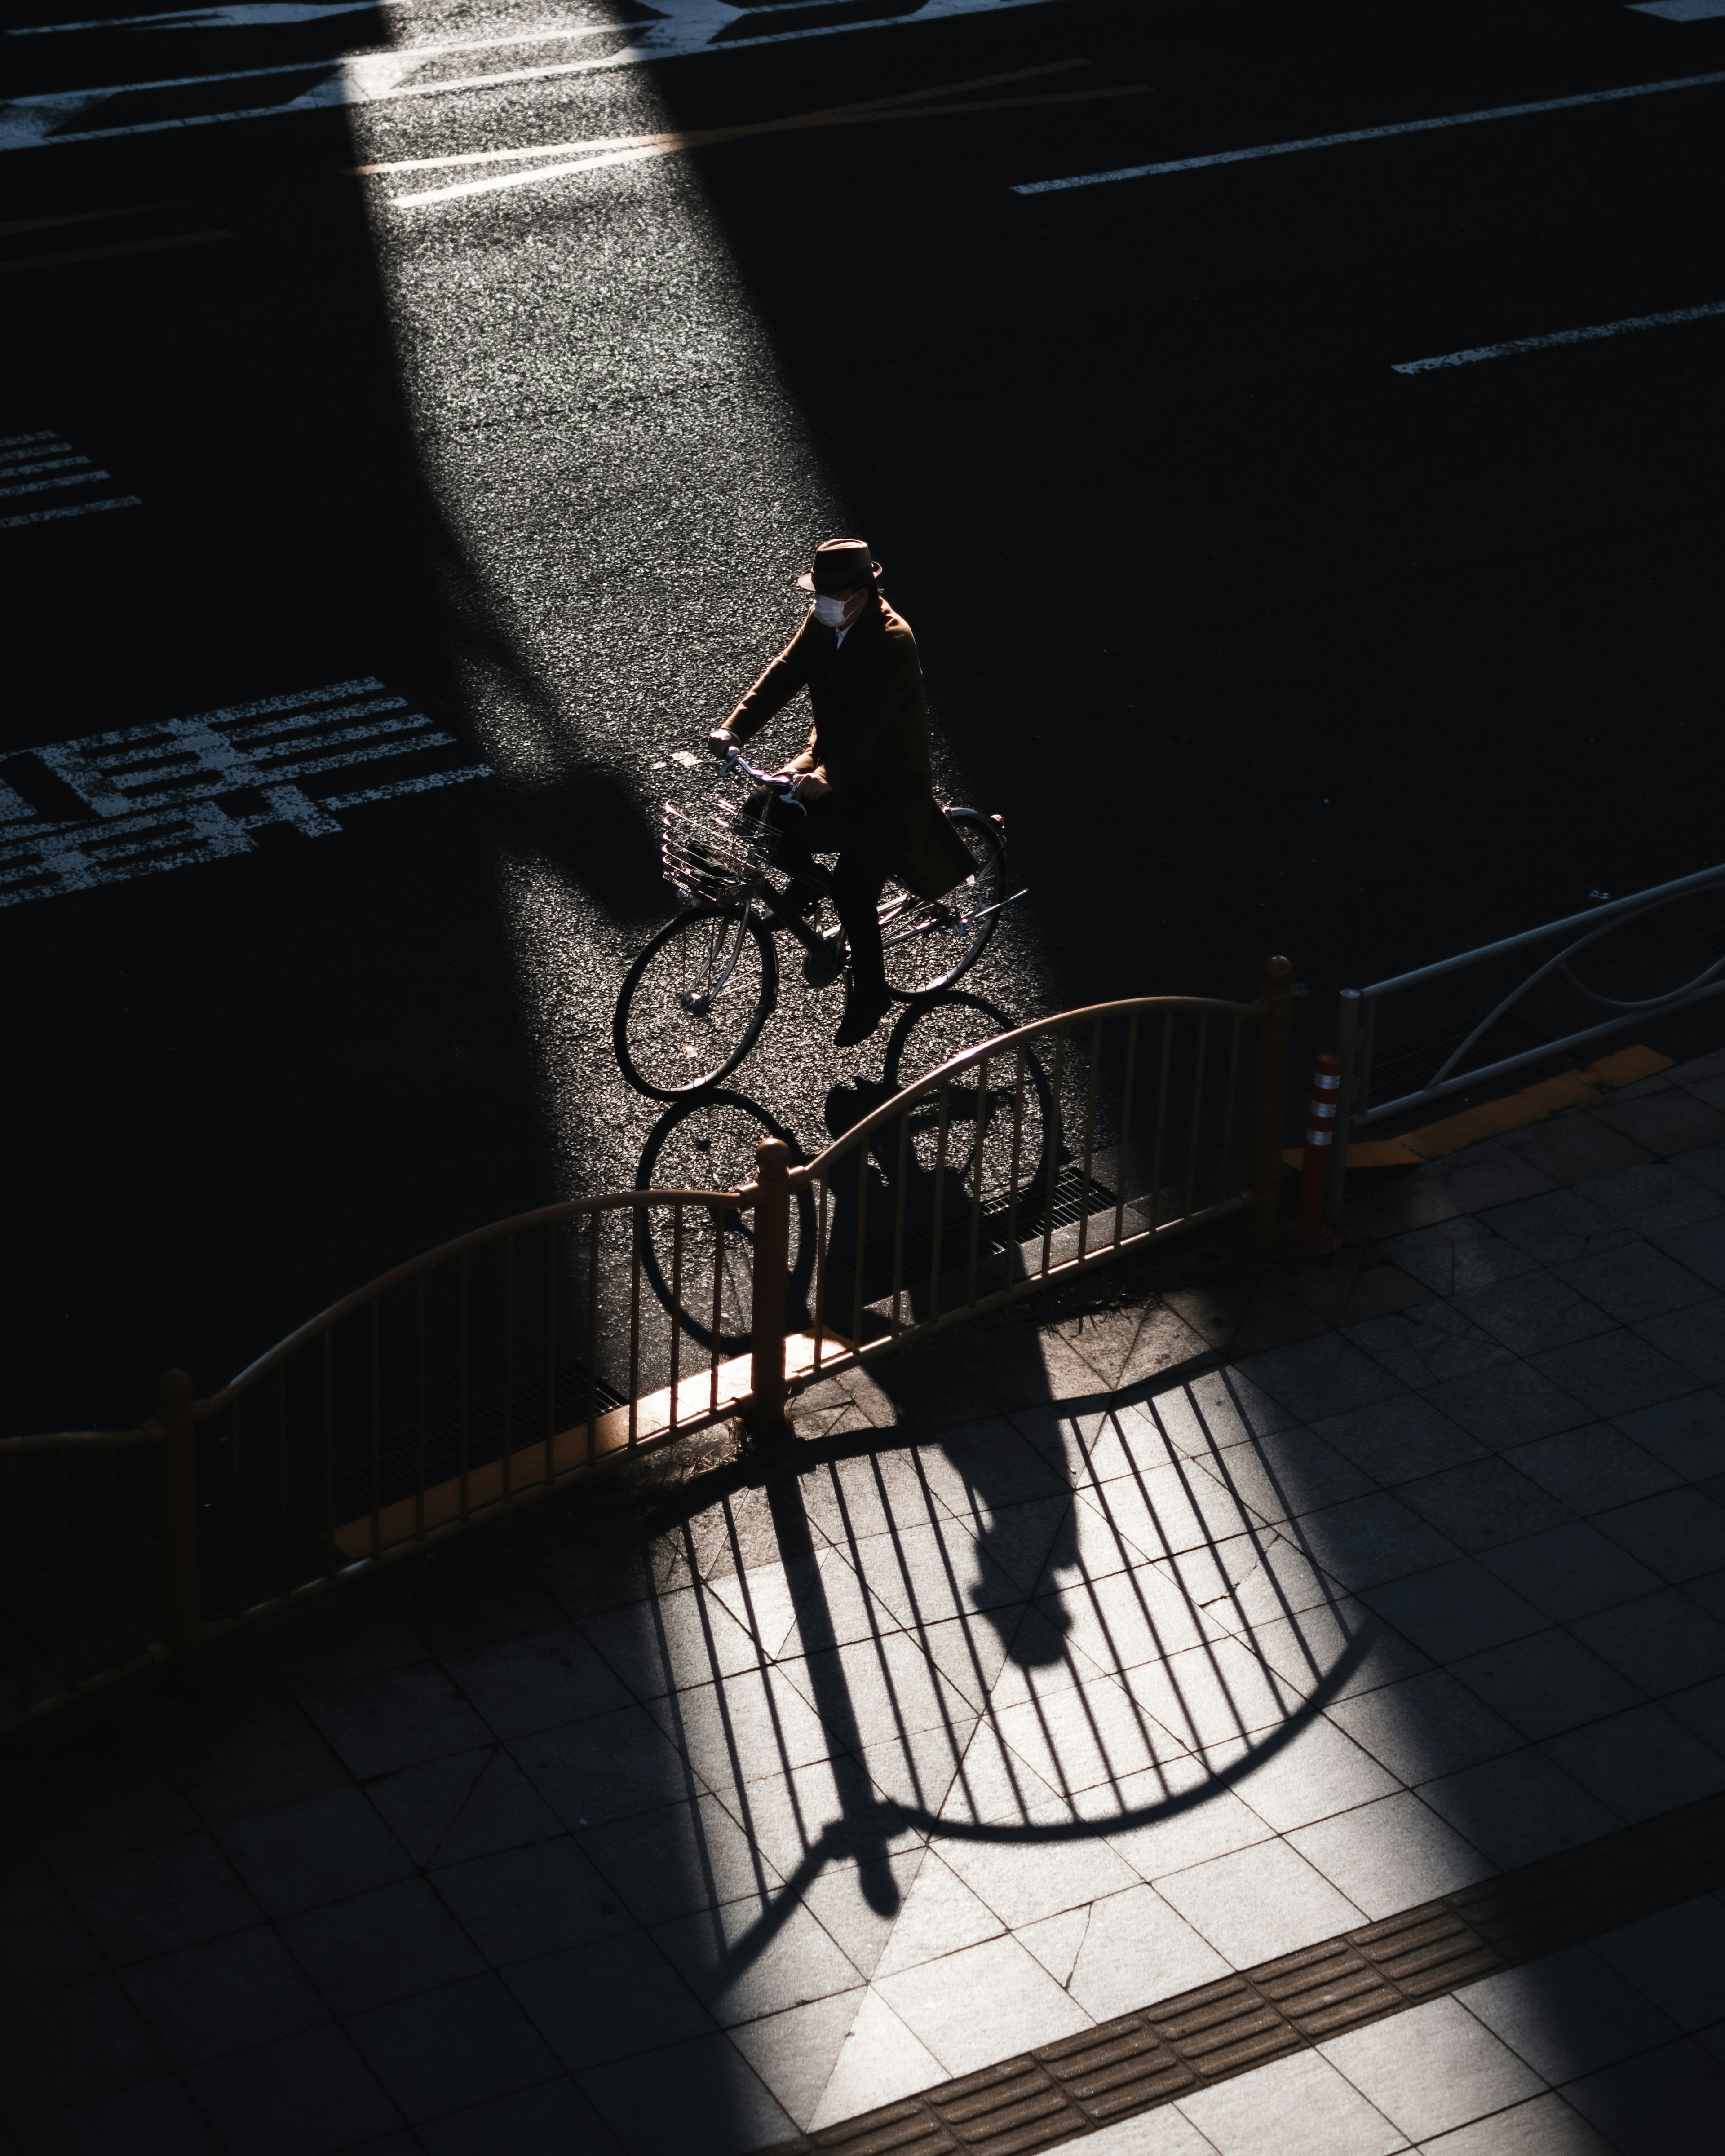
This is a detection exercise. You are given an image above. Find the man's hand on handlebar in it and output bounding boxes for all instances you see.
[707,727,738,761]
[785,772,831,803]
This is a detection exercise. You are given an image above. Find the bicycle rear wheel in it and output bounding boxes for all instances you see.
[614,904,777,1099]
[880,808,1008,1002]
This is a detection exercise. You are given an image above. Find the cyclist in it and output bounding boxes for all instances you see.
[707,537,975,1046]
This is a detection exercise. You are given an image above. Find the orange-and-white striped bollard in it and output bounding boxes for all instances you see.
[1294,1051,1344,1253]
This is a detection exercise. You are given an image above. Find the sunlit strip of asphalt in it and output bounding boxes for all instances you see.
[0,0,1058,150]
[1008,67,1725,192]
[1393,297,1725,372]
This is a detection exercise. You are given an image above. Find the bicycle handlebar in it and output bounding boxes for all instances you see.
[719,744,799,795]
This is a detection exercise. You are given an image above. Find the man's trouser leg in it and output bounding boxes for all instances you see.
[832,845,890,1003]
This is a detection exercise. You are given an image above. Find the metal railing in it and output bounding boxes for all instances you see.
[2,960,1293,1732]
[1328,861,1725,1219]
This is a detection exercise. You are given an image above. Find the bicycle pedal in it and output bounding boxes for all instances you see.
[802,933,847,990]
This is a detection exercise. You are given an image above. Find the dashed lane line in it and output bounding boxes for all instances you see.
[1009,66,1725,193]
[1393,296,1725,371]
[0,495,142,528]
[0,428,141,527]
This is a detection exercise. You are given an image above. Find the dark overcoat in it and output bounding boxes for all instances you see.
[723,596,976,901]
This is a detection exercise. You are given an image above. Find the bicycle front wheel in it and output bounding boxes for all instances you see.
[880,808,1008,1002]
[614,905,778,1100]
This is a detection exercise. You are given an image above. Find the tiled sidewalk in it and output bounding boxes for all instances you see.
[4,1049,1724,2155]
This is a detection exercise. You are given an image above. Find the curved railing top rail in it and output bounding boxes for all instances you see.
[797,993,1263,1180]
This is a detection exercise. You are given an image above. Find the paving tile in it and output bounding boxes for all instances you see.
[1457,1944,1681,2082]
[1612,1386,1725,1483]
[1479,1189,1636,1268]
[1670,1139,1725,1193]
[1682,1565,1725,1622]
[13,2074,220,2156]
[1151,1835,1364,1965]
[216,1788,414,1919]
[1449,1628,1642,1739]
[874,1931,1092,2074]
[1076,1463,1265,1573]
[1312,1395,1491,1486]
[1344,1303,1515,1389]
[578,1582,765,1698]
[0,1974,163,2125]
[916,1416,1076,1524]
[1412,2091,1614,2154]
[0,1875,103,2005]
[1175,2042,1407,2156]
[1422,1365,1591,1452]
[1155,1365,1304,1449]
[278,1878,486,2015]
[429,1834,635,1969]
[576,2029,794,2156]
[1394,1459,1575,1555]
[1588,1895,1725,2031]
[1062,1879,1231,2018]
[1236,1596,1433,1701]
[777,1627,987,1757]
[289,1661,494,1780]
[1592,1487,1725,1582]
[797,1849,927,1981]
[510,1702,696,1830]
[362,1743,564,1871]
[1559,2033,1725,2155]
[1582,1164,1721,1236]
[1197,1529,1340,1626]
[933,1815,1143,1930]
[805,1986,947,2131]
[1417,1748,1621,1868]
[118,1925,327,2069]
[872,1847,1003,1975]
[1219,1710,1403,1831]
[1503,1425,1683,1513]
[438,1624,635,1743]
[1294,1492,1464,1591]
[1057,2109,1224,2156]
[1663,1674,1725,1750]
[184,2023,402,2156]
[1320,1993,1544,2142]
[1567,1586,1725,1696]
[1380,1218,1543,1298]
[1096,1764,1278,1882]
[394,1559,571,1657]
[415,2075,625,2156]
[582,1789,784,1926]
[1528,1330,1698,1421]
[843,1515,1030,1630]
[1478,1522,1665,1621]
[1044,1560,1226,1681]
[1231,1336,1407,1424]
[144,1699,349,1829]
[1551,1241,1715,1325]
[654,1892,863,2024]
[1447,1274,1615,1358]
[1191,1425,1378,1524]
[1593,1090,1725,1158]
[1632,1302,1725,1385]
[1540,1702,1725,1820]
[1360,1559,1550,1663]
[1328,1670,1522,1785]
[345,1969,562,2125]
[726,1985,866,2131]
[1497,1115,1656,1187]
[60,1830,261,1963]
[505,1929,715,2072]
[1288,1789,1492,1917]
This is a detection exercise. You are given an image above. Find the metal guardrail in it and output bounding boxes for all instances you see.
[1327,861,1725,1221]
[1,962,1294,1733]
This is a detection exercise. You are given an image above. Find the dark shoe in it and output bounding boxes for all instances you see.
[834,989,892,1047]
[802,931,846,990]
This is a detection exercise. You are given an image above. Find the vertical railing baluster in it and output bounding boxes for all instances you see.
[1114,1013,1139,1249]
[587,1211,601,1467]
[1076,1017,1101,1262]
[502,1234,516,1501]
[368,1297,382,1561]
[627,1207,642,1449]
[966,1052,989,1305]
[414,1276,427,1540]
[458,1254,471,1520]
[1149,1014,1174,1233]
[890,1109,911,1335]
[1183,1013,1210,1224]
[928,1079,951,1320]
[1220,1015,1244,1201]
[709,1205,724,1415]
[544,1223,558,1487]
[670,1202,684,1432]
[1040,1029,1066,1278]
[813,1174,829,1370]
[1007,1044,1025,1265]
[849,1148,869,1352]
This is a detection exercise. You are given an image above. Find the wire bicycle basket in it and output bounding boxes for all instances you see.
[660,797,780,906]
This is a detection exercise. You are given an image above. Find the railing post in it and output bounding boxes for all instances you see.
[1326,987,1362,1226]
[746,1139,793,1441]
[155,1369,201,1660]
[1249,955,1294,1250]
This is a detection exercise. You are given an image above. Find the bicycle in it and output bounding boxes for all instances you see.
[613,747,1020,1100]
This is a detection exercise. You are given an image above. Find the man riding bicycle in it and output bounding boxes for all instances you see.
[707,537,975,1046]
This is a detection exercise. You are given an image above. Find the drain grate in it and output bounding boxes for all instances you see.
[765,1787,1725,2156]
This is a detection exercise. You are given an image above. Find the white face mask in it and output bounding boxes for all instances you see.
[811,594,849,628]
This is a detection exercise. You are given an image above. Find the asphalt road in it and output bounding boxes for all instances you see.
[3,0,1723,1430]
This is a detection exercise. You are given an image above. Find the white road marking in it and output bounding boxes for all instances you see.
[0,494,141,528]
[0,430,63,451]
[8,1,400,29]
[1010,66,1725,192]
[0,454,93,477]
[0,468,111,499]
[0,0,1056,150]
[0,678,490,906]
[1393,297,1725,371]
[1629,0,1725,18]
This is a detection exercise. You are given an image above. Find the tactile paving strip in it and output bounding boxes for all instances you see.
[765,1789,1725,2156]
